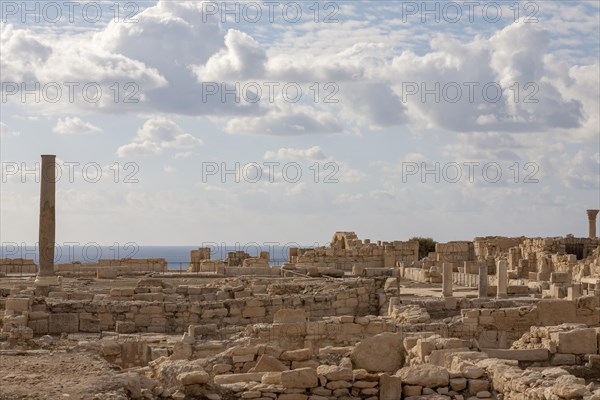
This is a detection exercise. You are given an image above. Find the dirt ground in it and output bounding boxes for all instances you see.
[0,349,126,400]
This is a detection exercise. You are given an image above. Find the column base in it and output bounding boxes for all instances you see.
[34,275,60,286]
[496,294,508,299]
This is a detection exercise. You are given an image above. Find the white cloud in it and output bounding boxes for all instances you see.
[116,141,162,158]
[117,117,202,157]
[559,150,600,190]
[174,151,193,159]
[263,146,364,183]
[264,146,326,161]
[52,117,102,135]
[193,29,267,81]
[0,122,20,138]
[1,2,595,139]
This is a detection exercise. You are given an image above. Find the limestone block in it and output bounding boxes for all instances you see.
[101,340,122,356]
[379,373,402,399]
[281,348,311,361]
[482,348,549,361]
[178,371,209,385]
[5,297,31,312]
[553,328,598,354]
[403,385,422,396]
[291,360,319,370]
[28,319,49,334]
[468,379,489,395]
[116,321,136,334]
[551,353,577,365]
[48,313,79,334]
[552,375,587,399]
[396,364,449,388]
[551,272,570,284]
[232,354,255,363]
[537,300,576,325]
[213,373,264,385]
[140,305,164,314]
[249,354,289,372]
[350,332,404,372]
[450,377,467,391]
[97,267,117,279]
[242,307,266,318]
[273,309,308,323]
[213,364,232,374]
[281,367,318,389]
[316,365,353,381]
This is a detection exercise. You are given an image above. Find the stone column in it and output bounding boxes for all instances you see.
[36,155,56,284]
[587,209,599,238]
[496,260,508,298]
[442,263,453,297]
[568,283,582,300]
[478,262,488,298]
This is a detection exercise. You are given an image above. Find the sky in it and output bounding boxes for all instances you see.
[0,0,599,249]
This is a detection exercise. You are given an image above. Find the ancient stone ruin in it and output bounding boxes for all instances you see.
[2,156,600,399]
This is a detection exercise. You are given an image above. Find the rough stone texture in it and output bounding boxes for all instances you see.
[213,373,264,385]
[273,309,308,323]
[379,373,402,399]
[177,371,209,385]
[280,348,312,362]
[554,328,598,354]
[350,332,404,372]
[280,367,318,389]
[250,354,289,372]
[396,364,450,388]
[316,365,353,381]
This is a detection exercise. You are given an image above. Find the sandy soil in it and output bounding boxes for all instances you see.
[0,349,126,400]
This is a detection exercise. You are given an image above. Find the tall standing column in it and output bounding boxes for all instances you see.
[36,155,56,281]
[478,262,488,298]
[587,209,599,238]
[442,263,453,297]
[496,260,508,298]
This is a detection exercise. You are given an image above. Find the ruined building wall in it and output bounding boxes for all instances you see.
[289,232,419,271]
[0,259,37,274]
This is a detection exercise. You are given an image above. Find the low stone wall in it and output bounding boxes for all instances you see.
[450,297,600,348]
[56,258,167,275]
[0,259,37,274]
[1,279,382,336]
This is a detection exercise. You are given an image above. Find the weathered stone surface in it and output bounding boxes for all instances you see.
[213,373,264,385]
[482,348,549,361]
[553,375,587,399]
[280,348,312,362]
[450,377,467,391]
[273,309,308,323]
[249,354,289,372]
[379,373,402,399]
[350,332,404,372]
[178,371,209,385]
[281,367,318,388]
[554,328,598,354]
[5,297,31,312]
[316,365,353,381]
[48,313,79,333]
[261,372,282,385]
[468,379,489,395]
[396,364,449,388]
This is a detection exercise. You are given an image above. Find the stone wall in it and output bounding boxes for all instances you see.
[1,278,383,336]
[55,258,167,275]
[0,258,37,274]
[288,232,419,271]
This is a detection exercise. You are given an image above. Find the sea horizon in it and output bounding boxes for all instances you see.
[0,244,323,269]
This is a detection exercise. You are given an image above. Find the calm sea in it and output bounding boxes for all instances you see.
[0,244,304,270]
